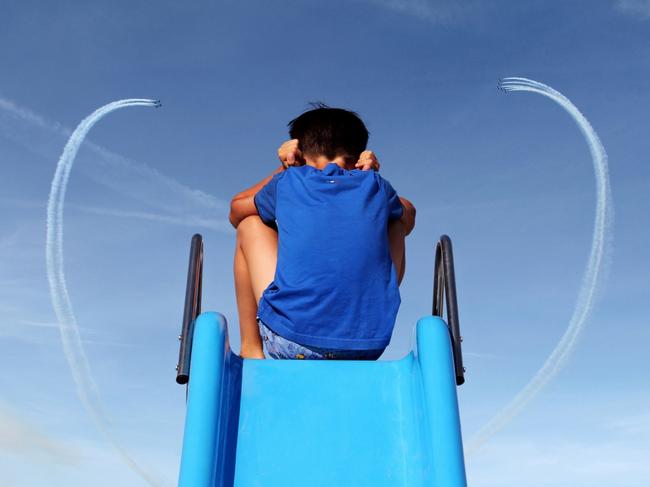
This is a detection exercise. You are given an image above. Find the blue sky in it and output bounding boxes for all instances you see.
[1,0,649,485]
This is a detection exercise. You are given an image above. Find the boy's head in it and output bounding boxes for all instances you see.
[288,103,369,161]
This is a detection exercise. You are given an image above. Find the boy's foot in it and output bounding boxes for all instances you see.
[239,345,265,359]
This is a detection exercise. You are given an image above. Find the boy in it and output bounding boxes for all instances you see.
[229,104,416,360]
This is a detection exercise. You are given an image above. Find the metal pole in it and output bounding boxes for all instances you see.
[432,235,465,386]
[176,234,204,385]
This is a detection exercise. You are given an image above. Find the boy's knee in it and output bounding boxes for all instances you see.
[237,215,263,234]
[237,215,272,246]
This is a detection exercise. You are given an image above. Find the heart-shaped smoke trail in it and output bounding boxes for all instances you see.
[465,78,613,454]
[46,99,162,485]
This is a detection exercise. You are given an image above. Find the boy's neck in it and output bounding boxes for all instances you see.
[304,154,355,171]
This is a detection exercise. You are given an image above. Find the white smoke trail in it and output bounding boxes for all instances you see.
[72,204,232,233]
[0,197,230,233]
[46,99,161,486]
[0,96,229,224]
[466,78,613,454]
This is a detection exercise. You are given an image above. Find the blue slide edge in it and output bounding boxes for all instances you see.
[178,312,242,487]
[178,313,466,486]
[416,315,467,486]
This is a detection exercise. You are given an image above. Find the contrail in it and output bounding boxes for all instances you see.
[0,198,230,233]
[46,99,161,485]
[466,78,613,454]
[71,204,232,233]
[0,96,229,226]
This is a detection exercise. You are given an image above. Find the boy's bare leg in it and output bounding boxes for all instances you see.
[234,215,278,358]
[234,245,265,358]
[388,220,407,285]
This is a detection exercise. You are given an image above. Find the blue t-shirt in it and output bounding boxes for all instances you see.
[254,163,403,350]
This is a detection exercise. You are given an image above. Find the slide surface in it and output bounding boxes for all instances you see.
[178,312,467,487]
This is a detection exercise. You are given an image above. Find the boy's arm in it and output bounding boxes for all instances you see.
[399,197,416,235]
[388,197,415,285]
[229,165,284,228]
[229,140,305,228]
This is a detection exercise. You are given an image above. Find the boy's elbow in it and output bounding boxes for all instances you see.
[228,211,238,228]
[229,192,259,228]
[400,197,416,235]
[229,195,244,228]
[403,199,416,219]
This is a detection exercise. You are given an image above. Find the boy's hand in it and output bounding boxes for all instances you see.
[355,150,380,171]
[278,139,305,168]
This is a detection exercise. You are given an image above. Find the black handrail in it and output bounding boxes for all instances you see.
[432,235,465,386]
[176,234,204,385]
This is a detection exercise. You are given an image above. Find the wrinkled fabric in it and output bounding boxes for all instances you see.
[259,320,384,360]
[254,163,402,350]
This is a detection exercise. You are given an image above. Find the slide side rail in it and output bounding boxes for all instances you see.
[432,235,465,385]
[176,233,204,385]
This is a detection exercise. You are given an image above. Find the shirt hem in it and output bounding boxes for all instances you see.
[257,305,392,350]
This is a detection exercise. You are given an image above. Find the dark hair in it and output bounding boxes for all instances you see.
[288,102,369,160]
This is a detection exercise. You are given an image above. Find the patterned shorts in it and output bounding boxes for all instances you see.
[258,320,384,361]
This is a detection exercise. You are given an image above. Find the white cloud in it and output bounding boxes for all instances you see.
[607,411,650,437]
[70,204,232,234]
[468,434,650,487]
[0,404,78,465]
[0,422,176,486]
[615,0,650,19]
[0,229,22,250]
[370,0,650,24]
[365,0,469,23]
[0,197,232,234]
[464,350,503,360]
[0,319,142,348]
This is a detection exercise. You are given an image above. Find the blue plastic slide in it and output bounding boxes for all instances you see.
[175,235,467,486]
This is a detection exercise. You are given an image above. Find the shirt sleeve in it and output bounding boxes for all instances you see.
[383,178,404,221]
[254,172,282,225]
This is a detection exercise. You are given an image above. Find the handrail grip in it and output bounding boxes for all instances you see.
[176,234,204,385]
[432,235,465,386]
